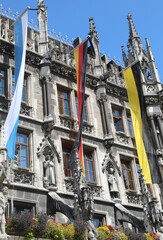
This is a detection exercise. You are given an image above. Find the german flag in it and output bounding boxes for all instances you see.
[66,38,89,176]
[124,62,162,184]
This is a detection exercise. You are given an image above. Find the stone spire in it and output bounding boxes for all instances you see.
[127,13,143,59]
[89,18,99,41]
[37,0,49,55]
[121,46,128,67]
[146,38,155,62]
[88,18,103,76]
[145,38,161,87]
[127,13,139,39]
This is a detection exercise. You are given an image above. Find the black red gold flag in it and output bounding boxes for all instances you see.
[124,62,162,184]
[66,38,89,176]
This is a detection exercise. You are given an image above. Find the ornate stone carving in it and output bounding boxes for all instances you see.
[106,84,128,99]
[7,29,14,43]
[59,115,77,131]
[0,96,8,110]
[82,122,94,134]
[0,186,8,239]
[89,184,101,197]
[126,191,142,205]
[13,168,34,185]
[27,38,34,51]
[20,102,33,117]
[145,84,157,93]
[86,77,98,88]
[26,52,41,66]
[51,62,98,88]
[116,132,129,144]
[158,89,163,105]
[145,96,159,105]
[65,178,74,192]
[0,40,14,57]
[37,136,61,163]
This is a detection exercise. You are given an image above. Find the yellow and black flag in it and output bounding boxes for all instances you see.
[124,62,162,184]
[66,37,95,176]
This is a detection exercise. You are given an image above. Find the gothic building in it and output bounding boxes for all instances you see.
[0,0,163,231]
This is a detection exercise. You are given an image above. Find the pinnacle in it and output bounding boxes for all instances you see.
[127,13,139,39]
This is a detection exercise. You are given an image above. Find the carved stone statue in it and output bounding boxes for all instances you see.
[86,220,99,240]
[107,166,119,199]
[0,186,8,239]
[43,152,55,188]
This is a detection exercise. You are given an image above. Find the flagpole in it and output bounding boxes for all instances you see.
[10,7,30,28]
[73,37,89,51]
[119,59,139,75]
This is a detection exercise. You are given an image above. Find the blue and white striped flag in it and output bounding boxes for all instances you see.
[4,10,28,159]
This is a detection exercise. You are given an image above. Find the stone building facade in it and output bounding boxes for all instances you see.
[0,0,163,231]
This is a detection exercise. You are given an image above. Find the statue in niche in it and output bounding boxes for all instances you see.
[107,165,119,199]
[0,186,8,238]
[43,149,56,189]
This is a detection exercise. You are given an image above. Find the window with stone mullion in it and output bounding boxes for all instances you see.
[58,89,70,116]
[14,132,29,168]
[112,107,124,132]
[84,152,95,182]
[62,147,73,177]
[121,160,135,190]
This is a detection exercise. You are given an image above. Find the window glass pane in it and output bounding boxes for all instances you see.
[121,160,134,190]
[22,86,26,102]
[115,119,123,131]
[15,132,29,168]
[12,74,27,102]
[64,100,70,115]
[88,161,93,172]
[21,146,27,157]
[58,89,70,116]
[20,134,27,144]
[84,160,89,181]
[127,112,134,136]
[113,109,120,117]
[0,69,5,95]
[62,146,73,177]
[63,92,69,100]
[93,219,100,228]
[0,79,4,87]
[112,107,124,132]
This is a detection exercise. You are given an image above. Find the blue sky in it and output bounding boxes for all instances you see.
[1,0,163,81]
